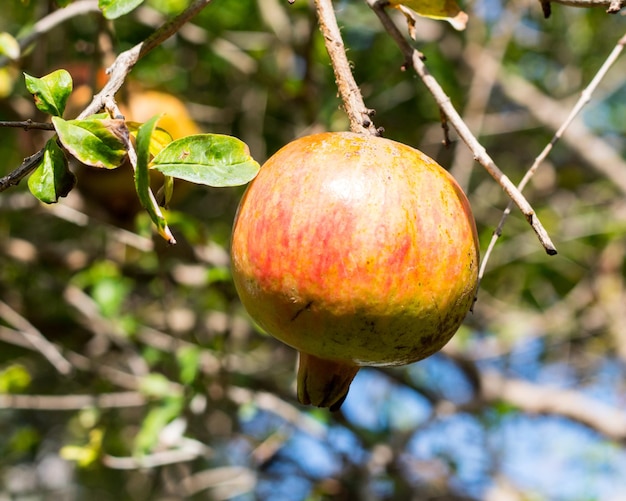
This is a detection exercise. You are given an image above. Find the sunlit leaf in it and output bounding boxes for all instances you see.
[139,373,180,399]
[388,0,468,31]
[27,139,75,204]
[126,121,173,158]
[151,134,260,187]
[98,0,144,19]
[0,32,20,60]
[24,69,73,116]
[176,346,201,385]
[0,68,16,98]
[0,364,32,393]
[135,115,177,243]
[60,429,103,468]
[134,397,184,455]
[52,116,129,169]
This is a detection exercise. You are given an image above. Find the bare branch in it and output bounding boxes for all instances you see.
[0,391,146,410]
[180,466,256,498]
[366,0,558,255]
[103,441,212,469]
[0,120,55,131]
[481,371,626,440]
[313,0,380,136]
[79,0,214,120]
[479,31,626,281]
[499,55,626,196]
[0,300,73,375]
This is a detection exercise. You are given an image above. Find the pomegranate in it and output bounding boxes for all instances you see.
[231,132,479,409]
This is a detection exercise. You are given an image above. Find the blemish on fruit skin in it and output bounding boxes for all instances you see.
[290,300,314,322]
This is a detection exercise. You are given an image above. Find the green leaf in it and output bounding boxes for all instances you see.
[139,373,181,399]
[135,115,177,243]
[52,116,129,169]
[99,0,145,19]
[60,429,103,468]
[151,134,260,187]
[134,397,184,455]
[0,364,32,393]
[0,32,20,60]
[0,68,16,99]
[24,69,73,117]
[91,276,131,318]
[176,346,201,385]
[27,139,76,204]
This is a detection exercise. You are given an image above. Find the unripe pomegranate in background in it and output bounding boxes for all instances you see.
[231,132,479,410]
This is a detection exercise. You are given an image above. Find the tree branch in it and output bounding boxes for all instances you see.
[0,120,56,131]
[479,31,626,281]
[0,391,146,410]
[481,371,626,440]
[0,300,73,375]
[366,0,557,256]
[313,0,380,136]
[0,0,214,194]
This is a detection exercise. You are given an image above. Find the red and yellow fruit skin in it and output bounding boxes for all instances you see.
[231,131,479,408]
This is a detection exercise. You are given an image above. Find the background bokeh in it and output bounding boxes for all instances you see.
[1,0,626,499]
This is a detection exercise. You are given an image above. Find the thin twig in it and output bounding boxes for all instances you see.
[499,58,626,196]
[479,32,626,280]
[366,0,557,255]
[103,441,212,469]
[480,371,626,440]
[313,0,380,136]
[0,325,175,393]
[0,120,56,131]
[0,391,146,410]
[0,0,214,193]
[0,300,73,375]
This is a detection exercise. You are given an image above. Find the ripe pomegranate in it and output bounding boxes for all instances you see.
[231,132,479,410]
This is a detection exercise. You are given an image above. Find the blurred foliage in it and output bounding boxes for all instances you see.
[1,0,626,500]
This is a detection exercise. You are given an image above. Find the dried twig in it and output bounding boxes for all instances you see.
[0,391,146,410]
[366,0,557,255]
[0,0,214,193]
[0,300,73,374]
[479,32,626,280]
[103,440,212,469]
[0,120,56,131]
[180,466,256,498]
[499,53,626,195]
[313,0,380,136]
[481,371,626,440]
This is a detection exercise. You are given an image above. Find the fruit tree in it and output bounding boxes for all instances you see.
[1,0,625,499]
